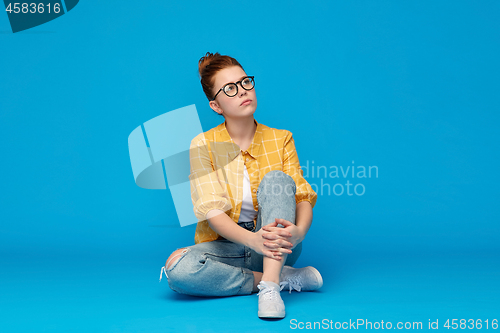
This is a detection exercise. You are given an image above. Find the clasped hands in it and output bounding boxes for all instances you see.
[251,218,304,261]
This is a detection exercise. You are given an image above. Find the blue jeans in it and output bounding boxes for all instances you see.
[162,170,302,296]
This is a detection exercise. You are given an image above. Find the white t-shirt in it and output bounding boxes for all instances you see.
[238,165,258,222]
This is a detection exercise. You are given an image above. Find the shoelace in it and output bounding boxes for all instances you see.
[280,275,303,294]
[159,266,168,282]
[257,281,285,300]
[159,248,189,282]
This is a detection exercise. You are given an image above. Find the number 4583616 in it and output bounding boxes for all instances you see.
[5,3,61,14]
[444,319,498,329]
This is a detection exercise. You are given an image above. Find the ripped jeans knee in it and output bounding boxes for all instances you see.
[159,247,190,282]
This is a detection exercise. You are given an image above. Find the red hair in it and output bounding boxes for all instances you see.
[198,52,244,101]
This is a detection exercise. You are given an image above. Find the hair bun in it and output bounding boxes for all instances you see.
[198,52,243,101]
[198,52,221,77]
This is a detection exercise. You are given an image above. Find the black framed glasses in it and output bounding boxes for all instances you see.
[212,76,255,101]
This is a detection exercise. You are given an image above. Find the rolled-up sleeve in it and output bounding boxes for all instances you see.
[282,131,318,208]
[189,134,233,221]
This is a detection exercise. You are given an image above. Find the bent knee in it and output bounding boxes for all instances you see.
[258,171,296,198]
[261,170,295,187]
[165,248,189,270]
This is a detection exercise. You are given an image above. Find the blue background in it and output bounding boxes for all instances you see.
[1,1,499,332]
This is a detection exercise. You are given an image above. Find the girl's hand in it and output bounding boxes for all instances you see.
[251,222,293,261]
[262,218,305,249]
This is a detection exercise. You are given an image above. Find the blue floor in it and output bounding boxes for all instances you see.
[2,250,498,332]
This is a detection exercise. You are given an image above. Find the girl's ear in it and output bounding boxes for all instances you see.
[209,101,223,115]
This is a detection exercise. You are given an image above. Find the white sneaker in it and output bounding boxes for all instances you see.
[257,281,285,318]
[280,265,323,294]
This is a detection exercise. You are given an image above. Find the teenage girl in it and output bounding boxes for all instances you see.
[160,52,323,319]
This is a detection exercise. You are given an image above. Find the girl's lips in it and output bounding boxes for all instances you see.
[241,99,252,106]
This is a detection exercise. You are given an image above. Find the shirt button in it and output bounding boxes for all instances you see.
[246,157,249,162]
[253,189,256,193]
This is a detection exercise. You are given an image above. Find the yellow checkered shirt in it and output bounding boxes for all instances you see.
[189,120,317,244]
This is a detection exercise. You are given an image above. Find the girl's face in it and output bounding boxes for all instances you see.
[209,66,257,120]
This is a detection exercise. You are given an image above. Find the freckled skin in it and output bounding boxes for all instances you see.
[209,66,258,120]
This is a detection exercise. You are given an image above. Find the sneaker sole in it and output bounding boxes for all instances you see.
[258,310,285,319]
[305,266,323,290]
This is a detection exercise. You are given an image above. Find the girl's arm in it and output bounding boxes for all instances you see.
[295,200,313,239]
[206,209,293,260]
[265,201,312,249]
